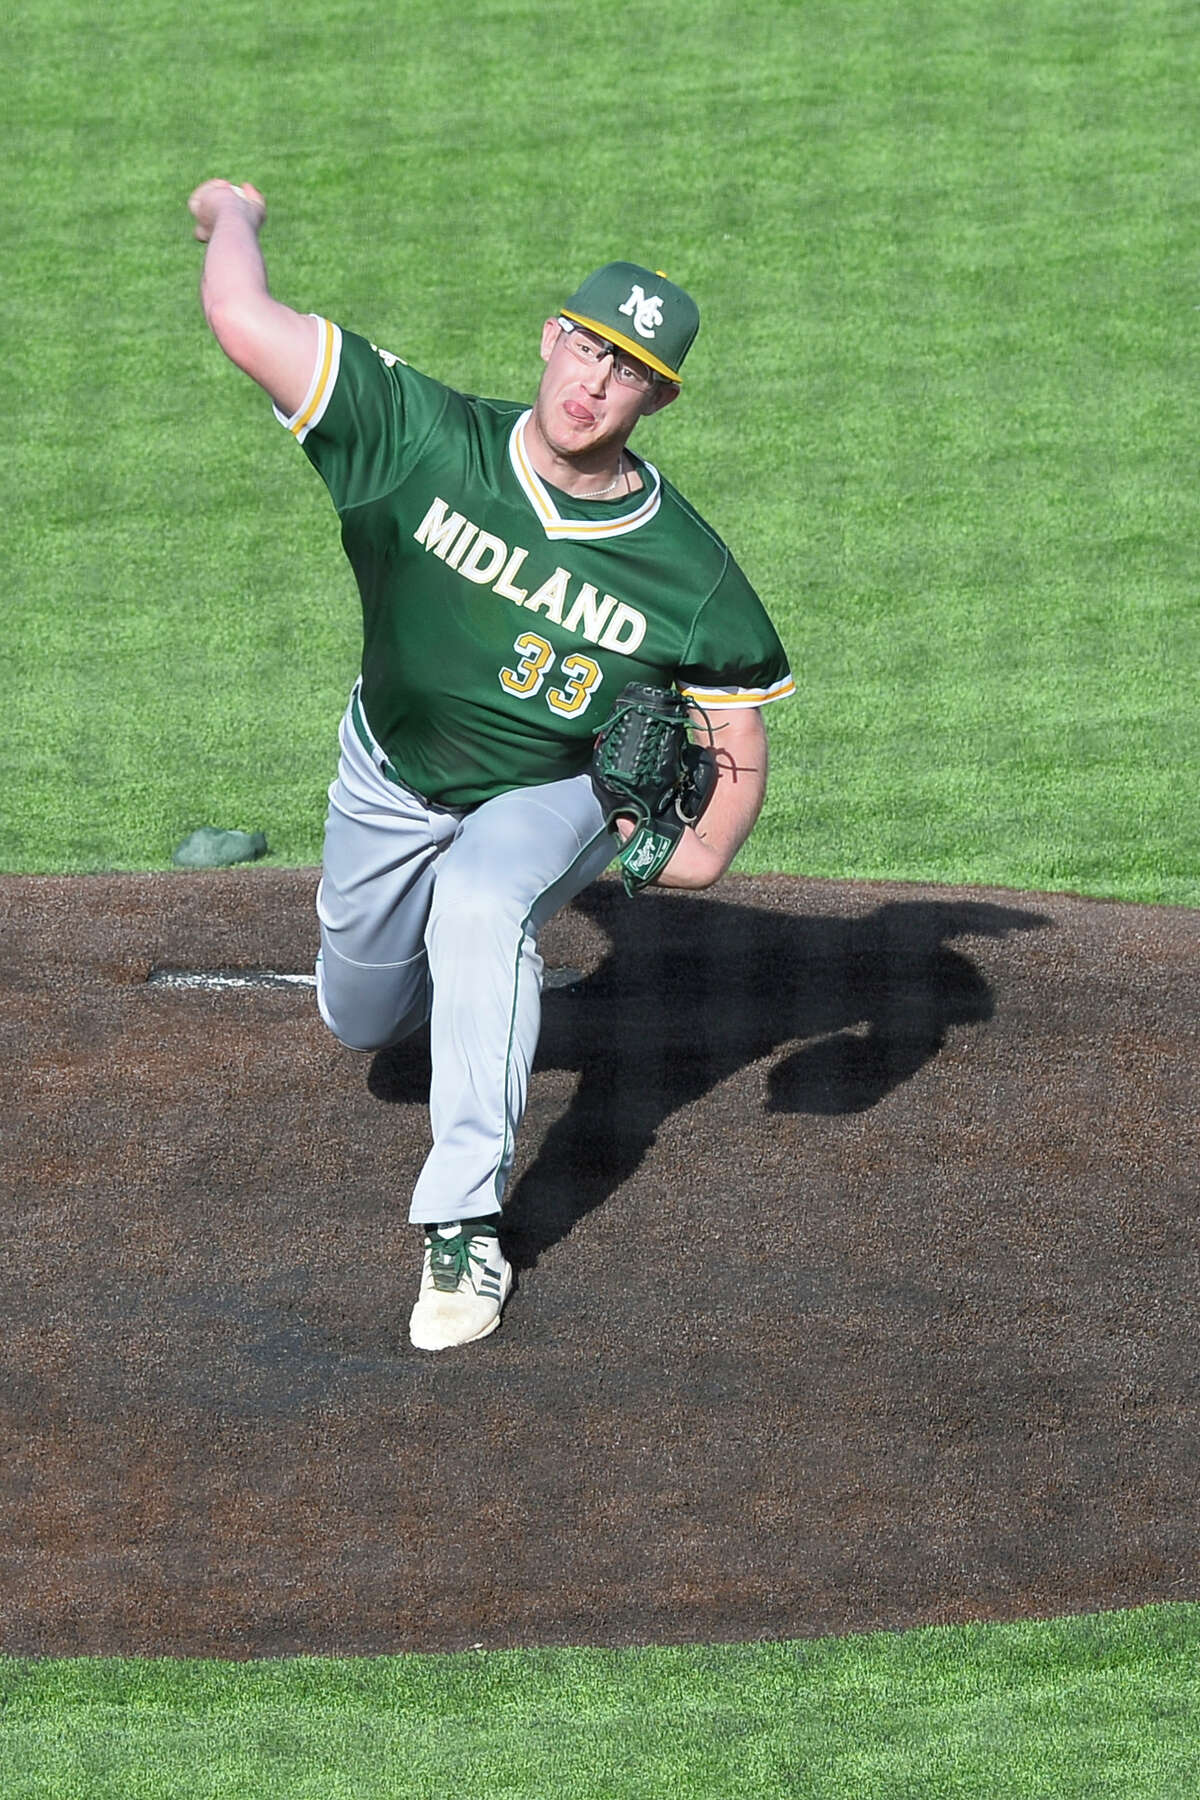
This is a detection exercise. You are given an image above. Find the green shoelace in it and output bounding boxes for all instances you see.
[428,1227,497,1293]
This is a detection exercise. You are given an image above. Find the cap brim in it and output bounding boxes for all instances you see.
[559,310,683,384]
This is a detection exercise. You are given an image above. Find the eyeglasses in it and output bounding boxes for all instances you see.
[556,318,664,392]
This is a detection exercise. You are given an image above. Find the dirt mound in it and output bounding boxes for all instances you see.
[1,870,1194,1656]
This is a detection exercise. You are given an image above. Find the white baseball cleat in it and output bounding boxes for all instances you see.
[409,1219,513,1351]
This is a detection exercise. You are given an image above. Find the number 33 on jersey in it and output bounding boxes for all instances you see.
[499,633,603,719]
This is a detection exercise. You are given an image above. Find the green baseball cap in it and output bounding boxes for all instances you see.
[559,261,700,384]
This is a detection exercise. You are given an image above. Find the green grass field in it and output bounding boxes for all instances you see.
[4,0,1197,1793]
[4,0,1197,899]
[3,1607,1198,1799]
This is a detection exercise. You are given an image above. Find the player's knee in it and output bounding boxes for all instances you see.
[315,950,429,1051]
[315,971,385,1050]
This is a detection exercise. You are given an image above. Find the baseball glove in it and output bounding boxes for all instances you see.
[591,683,718,894]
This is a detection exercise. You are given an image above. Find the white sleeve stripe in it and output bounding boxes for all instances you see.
[272,316,342,443]
[677,674,796,708]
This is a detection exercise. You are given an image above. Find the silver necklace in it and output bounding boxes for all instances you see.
[580,455,627,499]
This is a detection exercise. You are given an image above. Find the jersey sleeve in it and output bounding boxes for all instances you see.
[272,318,452,512]
[674,553,795,710]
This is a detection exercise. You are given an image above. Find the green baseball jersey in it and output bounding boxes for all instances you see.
[276,317,794,807]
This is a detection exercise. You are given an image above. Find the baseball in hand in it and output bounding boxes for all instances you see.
[188,179,266,242]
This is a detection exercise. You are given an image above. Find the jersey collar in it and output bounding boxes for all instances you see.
[508,411,662,541]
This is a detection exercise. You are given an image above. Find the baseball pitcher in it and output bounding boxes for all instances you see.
[187,179,794,1350]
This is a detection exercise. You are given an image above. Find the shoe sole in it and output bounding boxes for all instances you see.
[409,1311,503,1352]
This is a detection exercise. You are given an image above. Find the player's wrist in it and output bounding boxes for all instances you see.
[651,828,726,891]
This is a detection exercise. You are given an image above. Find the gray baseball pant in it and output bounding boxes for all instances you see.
[315,687,615,1224]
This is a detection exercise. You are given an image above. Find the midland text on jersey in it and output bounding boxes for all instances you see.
[414,496,649,655]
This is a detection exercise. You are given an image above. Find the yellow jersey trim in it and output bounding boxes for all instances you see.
[272,316,342,444]
[678,676,797,709]
[509,413,663,541]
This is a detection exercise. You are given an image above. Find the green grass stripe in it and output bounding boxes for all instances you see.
[1,1606,1198,1798]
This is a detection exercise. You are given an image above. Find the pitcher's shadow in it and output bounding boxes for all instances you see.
[370,885,1049,1272]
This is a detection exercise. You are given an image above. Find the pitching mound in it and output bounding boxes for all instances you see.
[0,869,1195,1656]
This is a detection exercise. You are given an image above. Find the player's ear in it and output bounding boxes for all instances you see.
[539,317,561,364]
[642,381,680,417]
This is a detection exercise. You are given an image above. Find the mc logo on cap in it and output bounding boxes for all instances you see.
[559,261,700,384]
[619,285,665,340]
